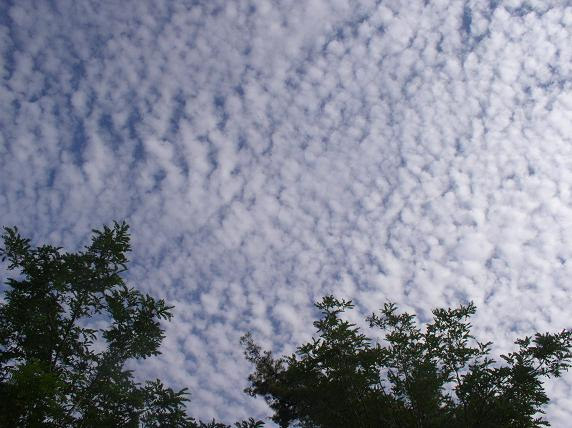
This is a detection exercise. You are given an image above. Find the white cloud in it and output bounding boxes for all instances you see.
[2,0,572,425]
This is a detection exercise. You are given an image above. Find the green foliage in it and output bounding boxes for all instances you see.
[197,417,265,428]
[0,223,264,428]
[242,295,572,427]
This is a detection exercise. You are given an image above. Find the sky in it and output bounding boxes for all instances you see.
[1,0,572,425]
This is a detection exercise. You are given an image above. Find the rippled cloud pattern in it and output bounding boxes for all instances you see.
[2,0,572,424]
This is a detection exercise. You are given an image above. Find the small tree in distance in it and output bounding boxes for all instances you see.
[0,222,263,428]
[242,295,572,427]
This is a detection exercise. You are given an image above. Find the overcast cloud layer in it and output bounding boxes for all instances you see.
[2,0,572,425]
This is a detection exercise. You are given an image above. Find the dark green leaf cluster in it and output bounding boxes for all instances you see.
[242,295,572,427]
[0,223,264,428]
[3,222,570,427]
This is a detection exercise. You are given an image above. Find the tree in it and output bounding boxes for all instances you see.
[0,222,263,428]
[242,295,572,427]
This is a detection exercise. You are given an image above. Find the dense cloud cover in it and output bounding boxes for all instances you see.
[1,0,572,424]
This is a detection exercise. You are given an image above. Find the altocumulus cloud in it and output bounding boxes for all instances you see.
[1,0,572,424]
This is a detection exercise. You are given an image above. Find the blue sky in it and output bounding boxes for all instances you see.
[1,0,572,425]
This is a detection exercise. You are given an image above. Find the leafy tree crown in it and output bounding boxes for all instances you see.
[242,295,572,427]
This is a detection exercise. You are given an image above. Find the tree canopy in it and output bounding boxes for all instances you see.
[2,222,571,427]
[242,295,572,427]
[0,222,262,428]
